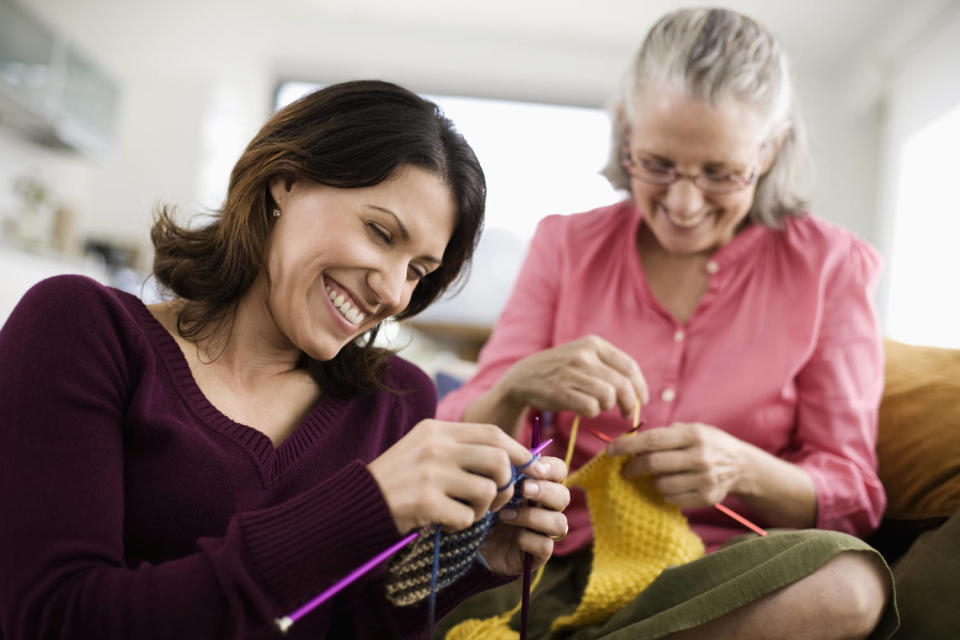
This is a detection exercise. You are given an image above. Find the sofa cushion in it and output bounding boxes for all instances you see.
[877,339,960,525]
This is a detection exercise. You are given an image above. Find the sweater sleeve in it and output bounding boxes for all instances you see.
[0,277,505,640]
[785,238,887,536]
[437,215,564,427]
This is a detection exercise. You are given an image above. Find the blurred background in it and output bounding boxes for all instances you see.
[1,0,959,377]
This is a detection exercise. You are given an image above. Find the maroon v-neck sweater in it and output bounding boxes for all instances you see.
[0,275,506,639]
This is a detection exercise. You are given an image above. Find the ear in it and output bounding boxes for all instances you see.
[758,125,790,176]
[268,176,294,209]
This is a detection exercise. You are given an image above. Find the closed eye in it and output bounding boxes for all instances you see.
[367,222,393,245]
[409,264,427,280]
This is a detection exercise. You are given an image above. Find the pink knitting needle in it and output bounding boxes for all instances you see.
[584,426,768,536]
[274,438,554,634]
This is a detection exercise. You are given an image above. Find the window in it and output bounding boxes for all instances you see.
[884,103,960,349]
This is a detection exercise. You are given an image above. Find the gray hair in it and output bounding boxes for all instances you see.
[602,8,810,228]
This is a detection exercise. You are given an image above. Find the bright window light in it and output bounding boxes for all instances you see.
[885,102,960,349]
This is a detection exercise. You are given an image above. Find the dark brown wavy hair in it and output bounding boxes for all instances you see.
[151,80,486,396]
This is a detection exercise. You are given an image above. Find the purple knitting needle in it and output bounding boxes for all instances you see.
[520,415,543,640]
[274,438,554,634]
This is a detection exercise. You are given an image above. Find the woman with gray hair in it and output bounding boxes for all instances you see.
[436,7,896,639]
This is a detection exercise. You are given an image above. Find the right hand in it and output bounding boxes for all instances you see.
[368,419,535,534]
[495,335,649,419]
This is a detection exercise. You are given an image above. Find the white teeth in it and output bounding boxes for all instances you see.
[326,286,366,325]
[668,213,707,228]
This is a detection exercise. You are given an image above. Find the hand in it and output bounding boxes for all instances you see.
[496,335,649,419]
[607,422,748,509]
[368,420,533,534]
[479,455,570,575]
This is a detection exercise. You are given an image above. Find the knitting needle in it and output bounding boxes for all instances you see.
[520,415,542,640]
[713,503,767,536]
[274,438,554,634]
[582,426,768,537]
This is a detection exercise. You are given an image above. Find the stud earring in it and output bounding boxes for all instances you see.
[272,208,281,218]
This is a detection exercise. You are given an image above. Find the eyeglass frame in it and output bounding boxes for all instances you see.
[621,139,771,196]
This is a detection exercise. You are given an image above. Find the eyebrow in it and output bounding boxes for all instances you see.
[365,205,442,265]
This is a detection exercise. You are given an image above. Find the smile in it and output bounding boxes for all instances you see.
[325,285,367,326]
[662,206,710,229]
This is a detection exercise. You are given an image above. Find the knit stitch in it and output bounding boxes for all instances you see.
[551,452,704,630]
[384,469,530,608]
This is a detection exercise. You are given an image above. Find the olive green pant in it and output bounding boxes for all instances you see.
[435,529,899,640]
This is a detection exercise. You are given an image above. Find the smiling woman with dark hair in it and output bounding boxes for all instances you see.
[0,80,569,639]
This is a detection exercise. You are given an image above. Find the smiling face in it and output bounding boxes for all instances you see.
[262,166,456,361]
[626,89,772,256]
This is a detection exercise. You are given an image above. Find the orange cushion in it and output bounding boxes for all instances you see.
[877,339,960,523]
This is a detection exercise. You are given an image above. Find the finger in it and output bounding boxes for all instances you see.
[440,466,502,524]
[453,443,515,495]
[525,456,568,483]
[660,488,715,510]
[520,478,571,512]
[591,337,650,406]
[606,425,692,457]
[514,528,554,569]
[653,473,728,509]
[501,505,569,542]
[566,365,623,413]
[455,422,532,468]
[621,449,695,477]
[430,490,486,532]
[652,471,706,497]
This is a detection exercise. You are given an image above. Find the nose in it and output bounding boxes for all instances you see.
[367,262,408,312]
[661,175,705,215]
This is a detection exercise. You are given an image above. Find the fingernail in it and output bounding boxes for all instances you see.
[500,508,518,520]
[523,480,540,498]
[531,461,547,475]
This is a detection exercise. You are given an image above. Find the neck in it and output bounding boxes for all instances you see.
[193,282,303,389]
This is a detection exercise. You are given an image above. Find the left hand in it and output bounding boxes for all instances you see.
[607,422,748,509]
[480,455,570,576]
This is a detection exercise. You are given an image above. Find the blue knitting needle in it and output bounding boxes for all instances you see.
[274,438,554,634]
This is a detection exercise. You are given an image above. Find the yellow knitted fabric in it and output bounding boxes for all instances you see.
[551,452,704,631]
[446,415,704,638]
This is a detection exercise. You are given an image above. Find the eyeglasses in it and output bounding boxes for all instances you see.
[622,142,761,196]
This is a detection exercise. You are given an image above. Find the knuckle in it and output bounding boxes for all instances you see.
[481,480,498,504]
[583,399,601,418]
[571,351,591,367]
[455,512,474,531]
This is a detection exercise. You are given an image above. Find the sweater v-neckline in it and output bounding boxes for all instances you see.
[128,295,347,483]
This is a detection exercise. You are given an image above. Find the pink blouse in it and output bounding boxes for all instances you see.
[438,200,886,553]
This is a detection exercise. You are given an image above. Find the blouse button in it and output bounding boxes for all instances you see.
[661,388,676,403]
[673,329,685,342]
[705,260,719,274]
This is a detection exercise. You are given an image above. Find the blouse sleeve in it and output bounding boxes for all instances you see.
[785,238,887,536]
[437,216,564,425]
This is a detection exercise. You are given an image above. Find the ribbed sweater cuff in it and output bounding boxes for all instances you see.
[239,460,401,606]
